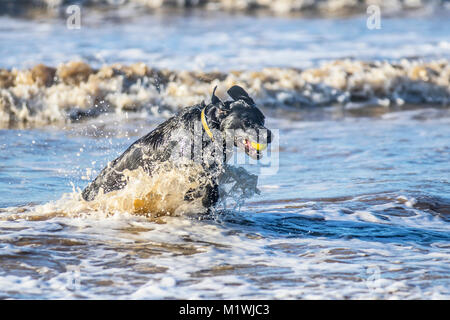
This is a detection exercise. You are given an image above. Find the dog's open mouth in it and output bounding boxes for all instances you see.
[237,138,268,160]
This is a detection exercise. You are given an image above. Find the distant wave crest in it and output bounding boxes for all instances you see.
[0,59,449,128]
[2,0,450,17]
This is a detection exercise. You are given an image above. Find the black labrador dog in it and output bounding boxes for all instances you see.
[82,85,272,211]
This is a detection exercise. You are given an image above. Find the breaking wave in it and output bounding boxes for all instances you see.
[1,59,449,128]
[3,0,450,17]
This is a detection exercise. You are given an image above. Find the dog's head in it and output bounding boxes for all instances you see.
[205,85,272,160]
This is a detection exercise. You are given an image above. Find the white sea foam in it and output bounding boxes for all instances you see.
[1,208,448,299]
[1,59,449,128]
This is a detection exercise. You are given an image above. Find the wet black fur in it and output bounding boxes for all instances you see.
[82,86,271,209]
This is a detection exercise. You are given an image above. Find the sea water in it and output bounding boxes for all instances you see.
[0,10,449,299]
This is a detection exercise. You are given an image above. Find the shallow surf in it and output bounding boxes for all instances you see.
[0,8,449,299]
[1,112,449,299]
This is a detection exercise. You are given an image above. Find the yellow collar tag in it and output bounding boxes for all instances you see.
[201,107,214,141]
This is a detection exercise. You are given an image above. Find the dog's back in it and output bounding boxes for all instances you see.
[82,104,207,202]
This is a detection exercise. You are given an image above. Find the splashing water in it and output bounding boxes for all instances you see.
[1,112,449,299]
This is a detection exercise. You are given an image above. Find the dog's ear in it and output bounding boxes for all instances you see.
[227,85,255,106]
[211,86,222,105]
